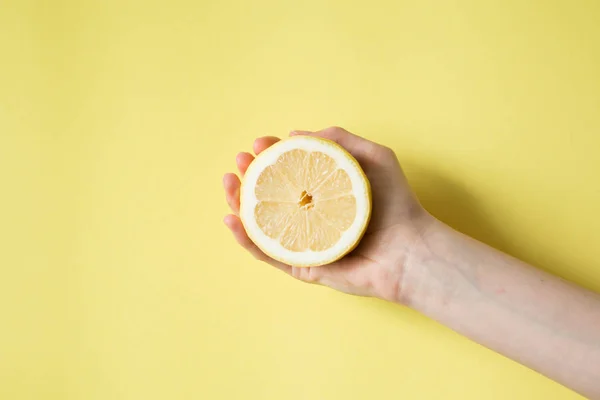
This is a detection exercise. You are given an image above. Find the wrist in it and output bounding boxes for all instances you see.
[391,215,458,309]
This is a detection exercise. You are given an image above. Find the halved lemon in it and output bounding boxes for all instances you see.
[240,136,371,267]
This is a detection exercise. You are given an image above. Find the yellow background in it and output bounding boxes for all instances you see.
[2,0,599,399]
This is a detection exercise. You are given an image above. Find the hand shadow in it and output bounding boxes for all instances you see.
[404,162,599,294]
[406,163,509,254]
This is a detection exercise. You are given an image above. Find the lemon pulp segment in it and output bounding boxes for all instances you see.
[254,149,357,252]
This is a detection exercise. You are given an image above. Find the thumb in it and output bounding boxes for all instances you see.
[290,127,378,162]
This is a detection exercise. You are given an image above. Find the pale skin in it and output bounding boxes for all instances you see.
[223,127,600,399]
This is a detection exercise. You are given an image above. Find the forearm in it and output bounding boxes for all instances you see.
[401,218,600,398]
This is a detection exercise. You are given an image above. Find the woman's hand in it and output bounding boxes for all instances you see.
[223,127,434,302]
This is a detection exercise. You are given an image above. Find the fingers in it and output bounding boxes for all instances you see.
[236,152,254,176]
[290,127,380,162]
[223,214,292,274]
[253,136,280,155]
[223,173,241,214]
[236,137,280,176]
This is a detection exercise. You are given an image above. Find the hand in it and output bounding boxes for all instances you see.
[223,127,434,302]
[225,127,600,398]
